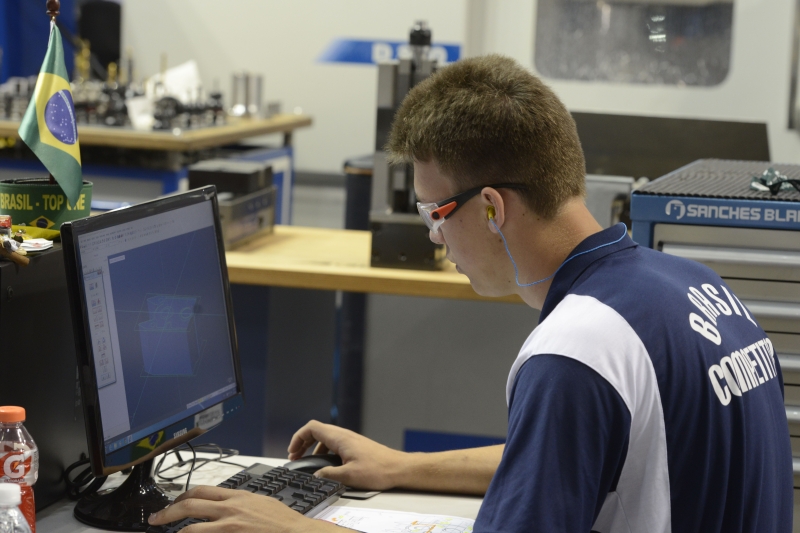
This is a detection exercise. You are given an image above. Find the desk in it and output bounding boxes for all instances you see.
[0,114,312,151]
[219,226,536,458]
[225,226,522,304]
[37,454,483,533]
[0,115,311,218]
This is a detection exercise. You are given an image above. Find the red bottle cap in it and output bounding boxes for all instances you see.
[0,407,25,423]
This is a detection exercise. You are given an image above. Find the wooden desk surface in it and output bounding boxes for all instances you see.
[0,113,312,151]
[226,226,523,304]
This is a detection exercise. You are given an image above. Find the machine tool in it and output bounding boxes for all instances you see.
[370,21,444,270]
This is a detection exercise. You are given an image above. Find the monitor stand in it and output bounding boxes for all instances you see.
[74,458,172,531]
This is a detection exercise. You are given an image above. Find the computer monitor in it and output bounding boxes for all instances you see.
[61,186,245,531]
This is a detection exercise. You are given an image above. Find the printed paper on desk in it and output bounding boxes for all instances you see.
[314,506,474,533]
[20,238,53,251]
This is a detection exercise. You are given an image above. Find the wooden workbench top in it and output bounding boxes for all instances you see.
[0,113,312,151]
[225,225,523,304]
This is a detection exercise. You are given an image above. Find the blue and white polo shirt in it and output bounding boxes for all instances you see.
[474,224,793,533]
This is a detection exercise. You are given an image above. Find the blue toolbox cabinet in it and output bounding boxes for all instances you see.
[631,159,800,490]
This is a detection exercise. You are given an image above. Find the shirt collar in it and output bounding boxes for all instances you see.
[538,223,636,323]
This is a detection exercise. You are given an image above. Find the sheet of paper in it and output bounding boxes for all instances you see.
[315,506,474,533]
[20,238,53,251]
[144,60,203,104]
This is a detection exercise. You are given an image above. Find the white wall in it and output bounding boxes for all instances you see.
[465,0,800,165]
[124,0,800,172]
[122,0,466,173]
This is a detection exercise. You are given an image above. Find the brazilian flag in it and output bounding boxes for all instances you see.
[17,25,82,206]
[132,431,165,461]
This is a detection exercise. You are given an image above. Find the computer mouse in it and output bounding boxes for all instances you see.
[283,453,343,475]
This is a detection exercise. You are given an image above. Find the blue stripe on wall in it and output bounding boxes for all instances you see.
[319,38,460,65]
[404,429,505,453]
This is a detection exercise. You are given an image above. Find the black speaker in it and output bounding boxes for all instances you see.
[0,246,87,511]
[78,1,122,69]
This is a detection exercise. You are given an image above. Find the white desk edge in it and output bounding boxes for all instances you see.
[37,453,483,533]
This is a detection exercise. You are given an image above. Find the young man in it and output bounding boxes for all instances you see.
[150,55,793,532]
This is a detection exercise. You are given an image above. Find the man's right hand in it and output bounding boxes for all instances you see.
[288,420,504,496]
[287,420,408,491]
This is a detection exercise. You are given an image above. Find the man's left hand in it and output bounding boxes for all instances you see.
[147,485,338,533]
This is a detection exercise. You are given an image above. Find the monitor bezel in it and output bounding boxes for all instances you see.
[61,186,245,476]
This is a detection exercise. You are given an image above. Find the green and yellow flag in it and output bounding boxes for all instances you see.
[18,25,82,206]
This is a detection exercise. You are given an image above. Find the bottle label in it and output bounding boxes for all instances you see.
[0,450,31,481]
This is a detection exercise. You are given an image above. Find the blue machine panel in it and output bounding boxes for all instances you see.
[631,159,800,248]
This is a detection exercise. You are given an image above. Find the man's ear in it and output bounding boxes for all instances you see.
[482,187,505,233]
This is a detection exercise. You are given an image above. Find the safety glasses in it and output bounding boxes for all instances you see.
[416,183,528,234]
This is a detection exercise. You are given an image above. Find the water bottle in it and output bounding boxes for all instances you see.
[0,408,37,533]
[0,484,31,533]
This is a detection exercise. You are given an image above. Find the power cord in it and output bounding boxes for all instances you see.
[64,454,107,500]
[183,442,196,493]
[63,443,247,499]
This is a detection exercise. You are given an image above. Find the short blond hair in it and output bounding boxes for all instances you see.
[387,54,585,218]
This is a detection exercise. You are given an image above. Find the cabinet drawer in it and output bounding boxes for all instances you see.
[725,278,800,304]
[744,301,800,334]
[786,405,800,436]
[795,489,800,531]
[795,459,800,489]
[663,244,800,282]
[772,333,800,355]
[655,224,800,282]
[782,355,800,386]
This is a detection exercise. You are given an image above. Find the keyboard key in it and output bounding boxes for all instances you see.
[319,484,337,495]
[291,503,311,513]
[304,494,322,505]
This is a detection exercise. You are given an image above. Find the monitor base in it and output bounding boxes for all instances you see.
[73,458,172,531]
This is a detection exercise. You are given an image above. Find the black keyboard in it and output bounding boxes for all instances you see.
[147,463,346,533]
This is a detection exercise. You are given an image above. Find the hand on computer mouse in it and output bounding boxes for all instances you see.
[283,453,343,475]
[287,420,407,491]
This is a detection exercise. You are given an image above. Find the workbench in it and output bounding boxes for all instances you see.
[225,225,521,304]
[216,226,535,459]
[0,113,312,151]
[0,114,312,220]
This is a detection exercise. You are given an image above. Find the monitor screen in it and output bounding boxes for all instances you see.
[62,188,244,476]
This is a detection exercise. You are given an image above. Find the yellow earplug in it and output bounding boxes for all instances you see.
[487,206,496,220]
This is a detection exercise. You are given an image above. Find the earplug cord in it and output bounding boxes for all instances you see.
[490,219,628,287]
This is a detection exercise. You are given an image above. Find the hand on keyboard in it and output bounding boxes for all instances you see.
[147,464,344,533]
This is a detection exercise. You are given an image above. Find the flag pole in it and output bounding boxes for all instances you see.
[46,0,60,185]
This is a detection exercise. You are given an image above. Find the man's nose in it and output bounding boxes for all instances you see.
[429,229,445,245]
